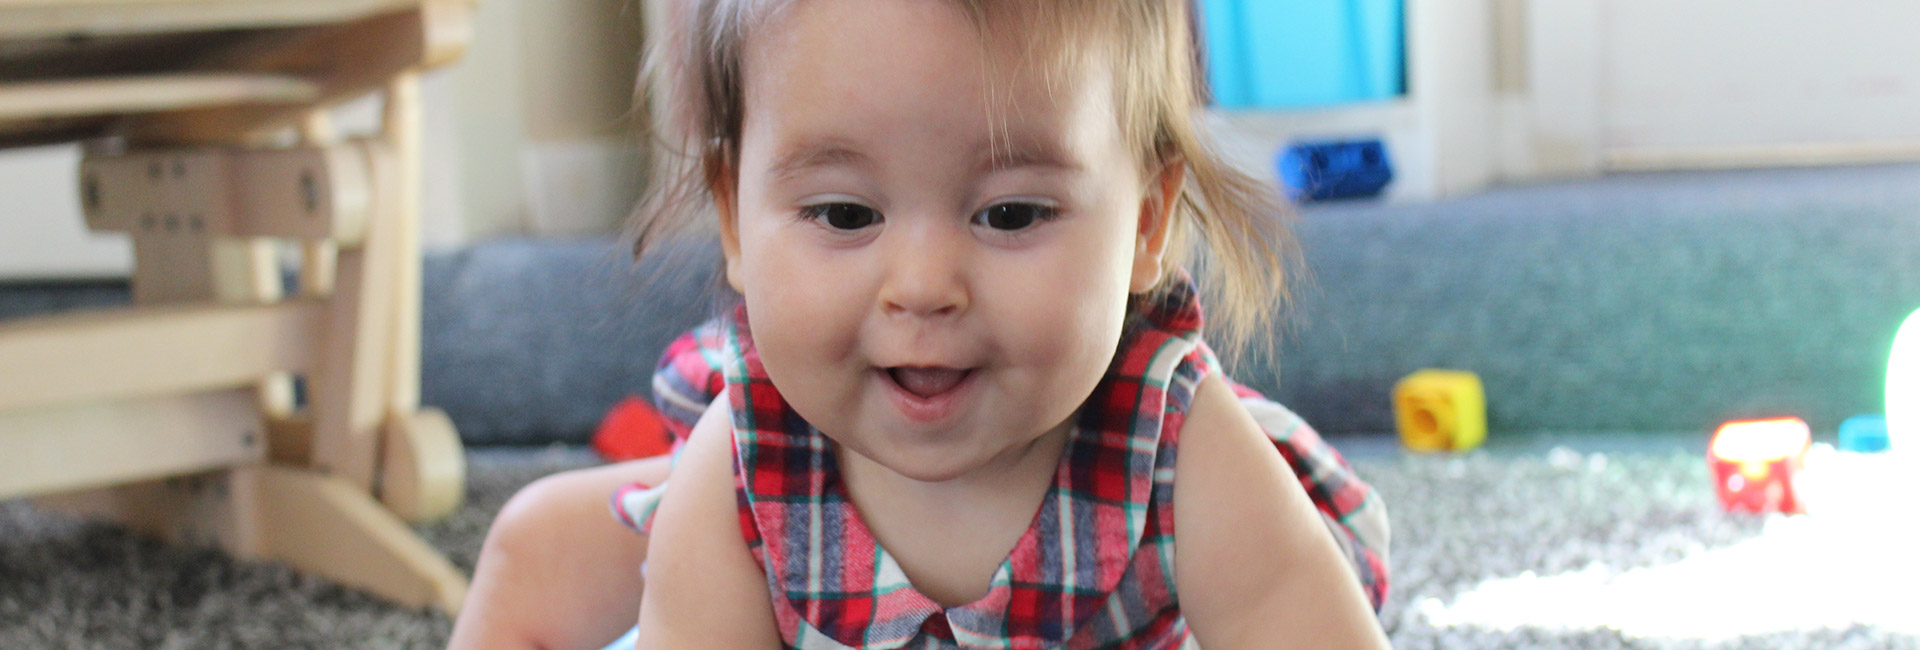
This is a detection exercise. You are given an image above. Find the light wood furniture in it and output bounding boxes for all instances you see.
[0,0,475,615]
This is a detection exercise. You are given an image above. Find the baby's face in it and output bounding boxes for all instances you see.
[721,0,1164,483]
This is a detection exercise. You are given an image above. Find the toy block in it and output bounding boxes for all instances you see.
[1839,415,1890,453]
[1709,417,1810,514]
[1277,138,1394,202]
[593,396,674,461]
[1392,369,1486,452]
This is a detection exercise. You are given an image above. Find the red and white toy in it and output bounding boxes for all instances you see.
[1708,417,1811,514]
[591,396,674,462]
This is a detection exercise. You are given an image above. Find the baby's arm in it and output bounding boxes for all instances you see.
[632,394,782,649]
[446,456,670,650]
[1173,373,1389,650]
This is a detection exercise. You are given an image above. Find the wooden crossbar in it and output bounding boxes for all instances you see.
[0,388,263,499]
[0,0,421,39]
[0,73,320,120]
[0,299,324,413]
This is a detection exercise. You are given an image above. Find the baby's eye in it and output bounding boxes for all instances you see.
[801,202,882,230]
[973,203,1057,232]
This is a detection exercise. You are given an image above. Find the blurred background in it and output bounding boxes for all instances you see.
[10,0,1920,271]
[7,0,1917,442]
[3,1,1919,648]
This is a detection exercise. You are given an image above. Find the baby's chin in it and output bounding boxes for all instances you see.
[826,417,1072,486]
[833,434,1000,484]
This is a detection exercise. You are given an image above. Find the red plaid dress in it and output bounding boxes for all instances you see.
[615,279,1389,649]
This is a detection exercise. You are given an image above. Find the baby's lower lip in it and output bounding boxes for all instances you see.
[876,367,975,423]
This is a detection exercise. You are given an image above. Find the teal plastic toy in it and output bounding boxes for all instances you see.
[1839,414,1890,453]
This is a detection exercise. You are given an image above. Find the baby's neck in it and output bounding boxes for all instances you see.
[834,423,1072,607]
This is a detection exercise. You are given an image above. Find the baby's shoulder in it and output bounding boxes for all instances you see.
[1168,371,1264,455]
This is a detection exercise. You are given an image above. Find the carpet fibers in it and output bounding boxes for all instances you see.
[2,446,1912,649]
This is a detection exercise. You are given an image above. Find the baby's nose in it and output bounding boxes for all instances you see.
[878,224,969,319]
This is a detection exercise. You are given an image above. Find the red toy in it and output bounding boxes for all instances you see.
[592,396,674,462]
[1708,417,1811,513]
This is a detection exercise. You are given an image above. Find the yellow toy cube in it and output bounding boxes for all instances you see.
[1393,369,1487,452]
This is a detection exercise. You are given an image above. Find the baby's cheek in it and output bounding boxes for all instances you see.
[739,244,894,432]
[751,321,855,431]
[1006,295,1126,404]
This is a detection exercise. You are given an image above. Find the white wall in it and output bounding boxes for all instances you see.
[457,0,645,240]
[1600,0,1920,169]
[1519,0,1920,176]
[1406,0,1496,197]
[0,145,130,280]
[342,0,647,242]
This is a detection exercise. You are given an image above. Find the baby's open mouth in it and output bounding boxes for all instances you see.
[886,366,972,399]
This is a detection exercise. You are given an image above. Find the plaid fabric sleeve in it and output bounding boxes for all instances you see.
[650,317,731,443]
[607,318,735,537]
[609,481,668,536]
[1230,381,1392,612]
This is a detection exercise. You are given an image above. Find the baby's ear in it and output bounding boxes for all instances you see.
[708,161,747,293]
[1130,160,1185,293]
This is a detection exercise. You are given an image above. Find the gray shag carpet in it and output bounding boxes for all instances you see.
[5,443,1912,649]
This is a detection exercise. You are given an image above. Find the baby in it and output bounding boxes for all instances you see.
[447,1,1389,648]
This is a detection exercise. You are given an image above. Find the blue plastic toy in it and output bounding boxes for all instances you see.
[1277,138,1394,202]
[1839,414,1890,453]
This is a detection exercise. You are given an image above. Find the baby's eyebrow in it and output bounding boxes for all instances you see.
[768,141,872,181]
[982,138,1082,174]
[765,136,1083,180]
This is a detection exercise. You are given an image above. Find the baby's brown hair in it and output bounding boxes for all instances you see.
[628,0,1301,363]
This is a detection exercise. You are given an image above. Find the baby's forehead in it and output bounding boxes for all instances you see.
[738,0,1127,163]
[742,0,1119,104]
